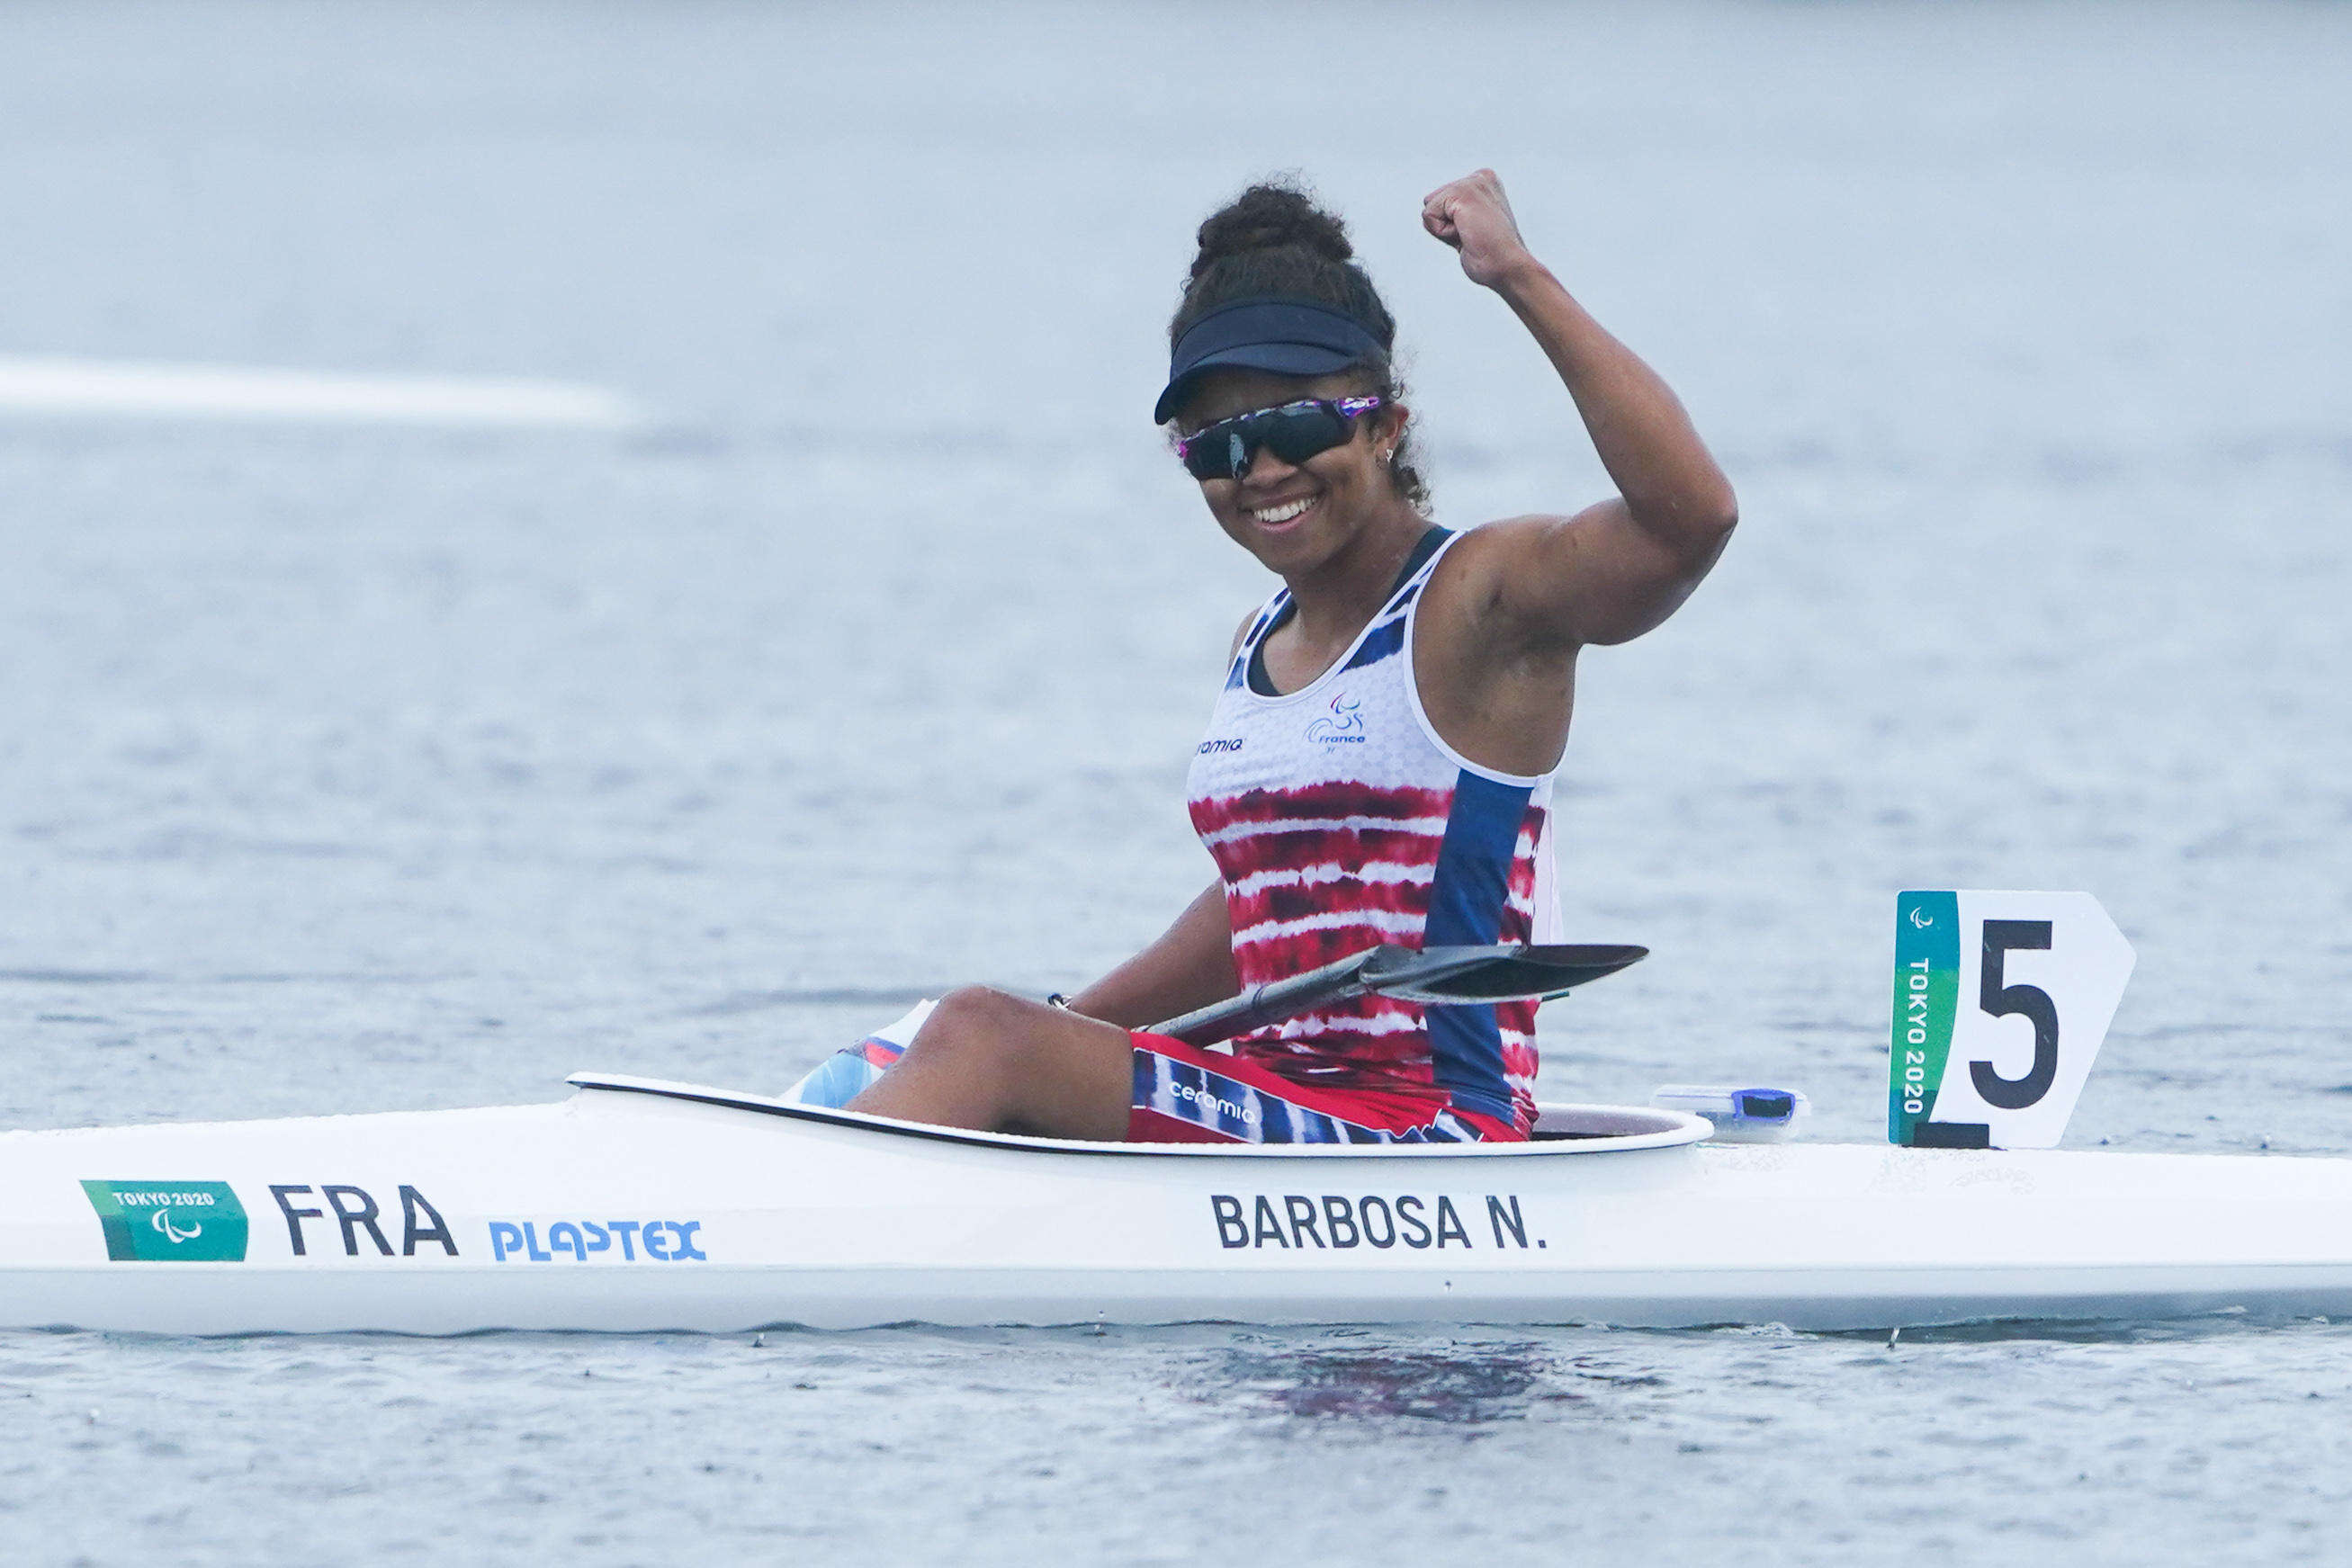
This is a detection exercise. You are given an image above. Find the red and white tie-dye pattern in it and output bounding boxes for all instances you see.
[1185,532,1563,1135]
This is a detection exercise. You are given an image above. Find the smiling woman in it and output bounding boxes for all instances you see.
[837,171,1738,1145]
[1156,184,1431,513]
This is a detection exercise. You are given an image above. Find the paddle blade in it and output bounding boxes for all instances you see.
[1365,944,1647,1004]
[1149,941,1647,1046]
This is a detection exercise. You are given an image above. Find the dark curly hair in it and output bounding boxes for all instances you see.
[1170,178,1429,512]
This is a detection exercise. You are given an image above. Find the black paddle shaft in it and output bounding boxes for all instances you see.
[1149,942,1647,1048]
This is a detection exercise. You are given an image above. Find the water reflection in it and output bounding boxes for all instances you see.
[1201,1337,1669,1425]
[1828,1313,2339,1348]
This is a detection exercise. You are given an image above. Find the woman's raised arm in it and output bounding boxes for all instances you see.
[1423,169,1737,649]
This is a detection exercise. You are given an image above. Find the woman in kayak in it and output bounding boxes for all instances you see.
[845,169,1736,1142]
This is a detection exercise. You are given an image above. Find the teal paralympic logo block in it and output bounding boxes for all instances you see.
[82,1180,250,1261]
[488,1219,706,1262]
[1890,891,1961,1144]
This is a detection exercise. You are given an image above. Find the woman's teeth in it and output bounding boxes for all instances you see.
[1250,497,1315,525]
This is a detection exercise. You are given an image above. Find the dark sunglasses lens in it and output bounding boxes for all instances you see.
[1259,406,1352,465]
[1180,404,1356,481]
[1180,428,1243,479]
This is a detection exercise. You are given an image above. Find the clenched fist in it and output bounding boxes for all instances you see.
[1422,169,1538,290]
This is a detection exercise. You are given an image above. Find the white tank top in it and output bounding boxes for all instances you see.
[1184,528,1565,1133]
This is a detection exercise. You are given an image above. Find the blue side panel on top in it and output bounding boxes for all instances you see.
[1258,596,1289,641]
[1422,769,1533,1120]
[1341,615,1405,671]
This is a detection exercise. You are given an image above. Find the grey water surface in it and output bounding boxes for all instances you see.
[3,3,2350,1563]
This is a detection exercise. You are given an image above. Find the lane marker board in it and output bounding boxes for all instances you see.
[1891,890,2134,1150]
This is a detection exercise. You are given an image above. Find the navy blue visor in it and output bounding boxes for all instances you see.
[1154,297,1387,425]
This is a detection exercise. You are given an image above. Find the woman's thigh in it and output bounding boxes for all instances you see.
[850,987,1135,1140]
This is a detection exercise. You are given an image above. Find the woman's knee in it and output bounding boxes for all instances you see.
[911,986,1033,1059]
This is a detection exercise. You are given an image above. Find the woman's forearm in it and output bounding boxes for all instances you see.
[1495,257,1737,554]
[1068,880,1238,1030]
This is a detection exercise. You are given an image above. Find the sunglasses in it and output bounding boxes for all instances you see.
[1173,396,1383,481]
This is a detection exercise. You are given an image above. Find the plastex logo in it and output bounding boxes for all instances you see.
[487,1218,707,1262]
[81,1180,250,1261]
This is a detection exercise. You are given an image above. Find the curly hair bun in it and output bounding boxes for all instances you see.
[1189,180,1354,282]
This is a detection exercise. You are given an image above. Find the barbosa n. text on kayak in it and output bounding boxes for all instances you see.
[1209,1193,1543,1250]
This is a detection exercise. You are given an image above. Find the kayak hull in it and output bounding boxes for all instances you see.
[7,1077,2352,1335]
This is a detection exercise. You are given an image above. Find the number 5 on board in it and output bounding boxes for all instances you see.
[1890,891,2136,1149]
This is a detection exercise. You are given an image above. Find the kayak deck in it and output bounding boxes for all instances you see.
[564,1072,1717,1156]
[4,1077,2350,1336]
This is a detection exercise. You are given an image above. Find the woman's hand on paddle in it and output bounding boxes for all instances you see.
[1422,169,1536,289]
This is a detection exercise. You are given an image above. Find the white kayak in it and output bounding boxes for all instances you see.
[7,1071,2352,1336]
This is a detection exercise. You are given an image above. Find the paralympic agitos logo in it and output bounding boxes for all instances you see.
[81,1180,250,1262]
[1306,693,1366,744]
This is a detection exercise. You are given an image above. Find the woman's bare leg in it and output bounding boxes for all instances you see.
[846,986,1135,1140]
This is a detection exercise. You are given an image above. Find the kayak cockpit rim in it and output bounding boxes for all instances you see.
[562,1072,1713,1157]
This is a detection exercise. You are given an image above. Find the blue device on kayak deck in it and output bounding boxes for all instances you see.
[1649,1084,1810,1142]
[784,999,934,1108]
